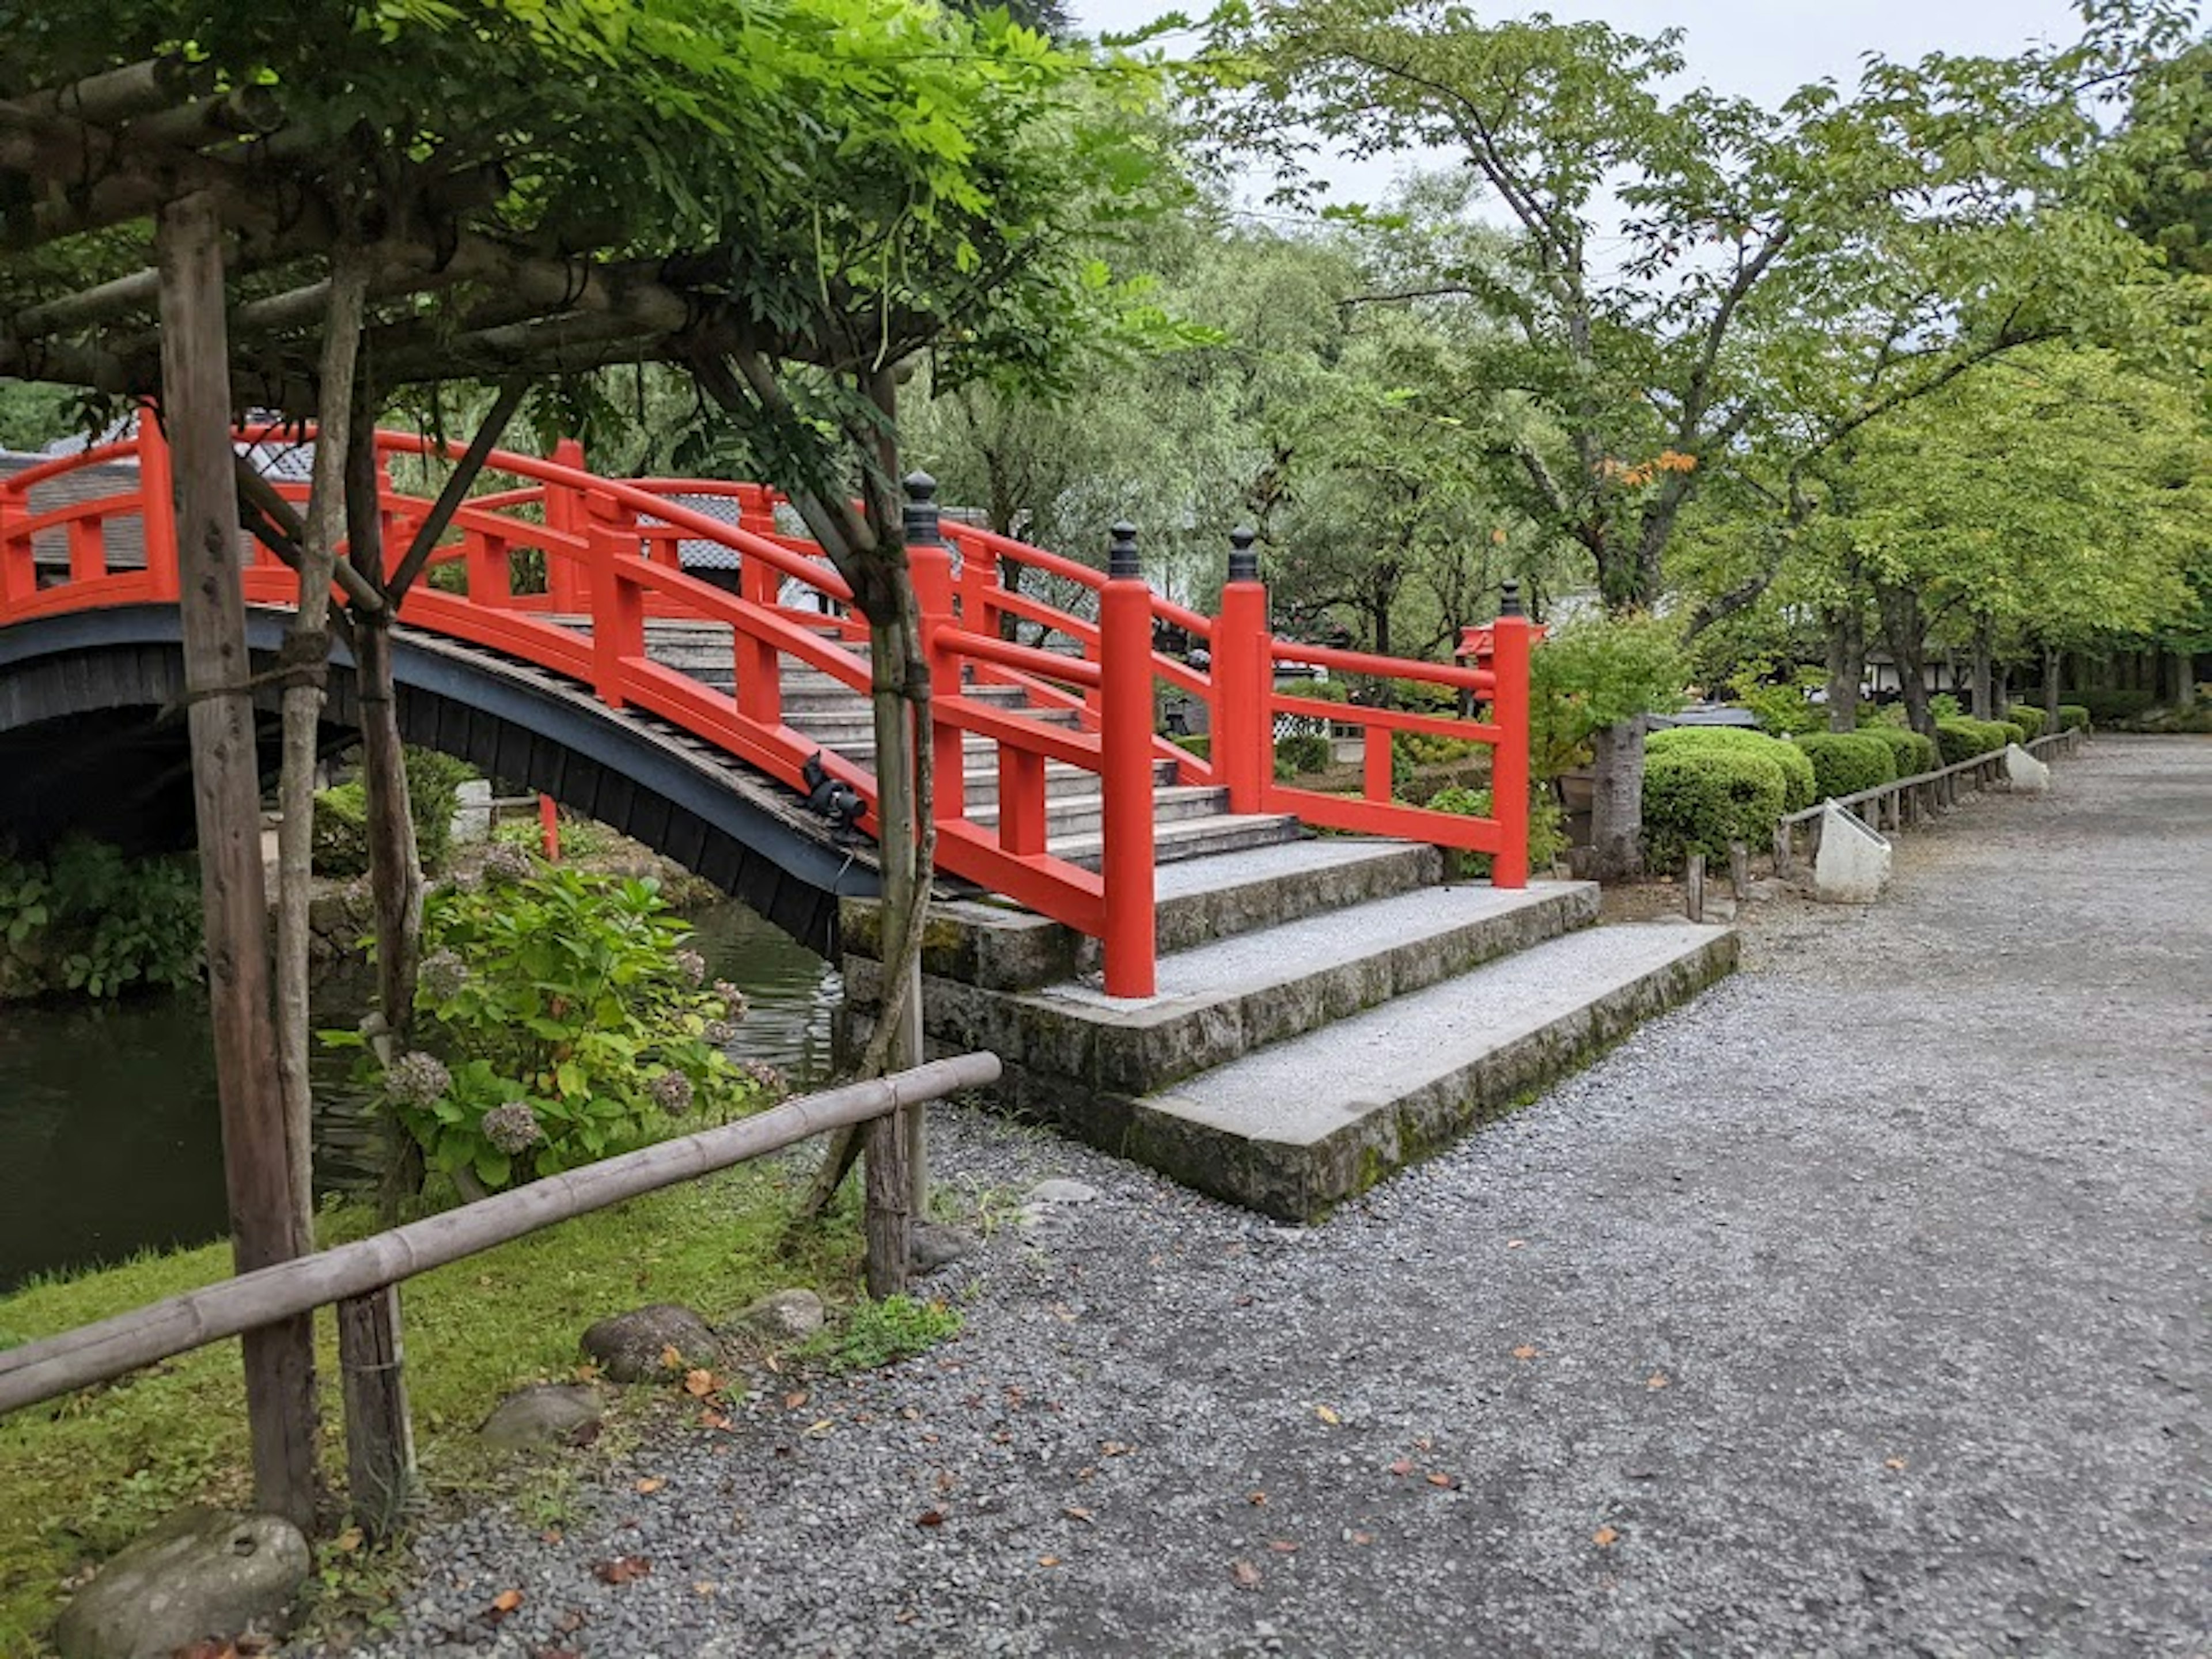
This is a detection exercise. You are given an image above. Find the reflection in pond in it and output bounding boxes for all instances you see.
[0,899,837,1290]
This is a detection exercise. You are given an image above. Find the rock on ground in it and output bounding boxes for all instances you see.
[301,737,2209,1658]
[730,1288,825,1342]
[579,1304,718,1382]
[60,1508,307,1659]
[478,1384,604,1451]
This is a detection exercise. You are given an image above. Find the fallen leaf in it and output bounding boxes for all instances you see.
[1506,1238,1527,1249]
[915,1509,947,1528]
[783,1390,810,1410]
[1351,1531,1375,1546]
[658,1343,682,1372]
[540,1528,563,1545]
[333,1527,363,1554]
[555,1610,586,1633]
[635,1477,666,1495]
[1247,1490,1267,1506]
[1065,1506,1096,1525]
[693,1581,718,1597]
[683,1369,718,1398]
[895,1609,919,1626]
[1647,1372,1671,1390]
[1885,1457,1908,1471]
[1268,1539,1300,1554]
[1230,1559,1263,1591]
[1593,1525,1619,1548]
[1100,1441,1132,1457]
[594,1555,652,1585]
[804,1418,835,1438]
[1426,1472,1462,1490]
[698,1409,732,1430]
[1315,1404,1341,1426]
[491,1588,524,1618]
[1388,1459,1415,1477]
[1512,1344,1541,1361]
[1038,1554,1062,1568]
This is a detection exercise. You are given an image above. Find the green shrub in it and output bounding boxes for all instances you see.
[1273,733,1332,775]
[310,748,474,880]
[1997,719,2027,748]
[1392,729,1477,768]
[330,858,767,1194]
[1646,726,1817,812]
[1169,734,1210,760]
[2073,688,2155,724]
[310,782,372,878]
[2057,703,2090,732]
[1641,748,1788,872]
[1422,784,1568,879]
[1790,732,1897,800]
[0,839,204,1000]
[1861,725,1938,778]
[2006,704,2047,740]
[1934,718,2009,766]
[1736,680,1823,737]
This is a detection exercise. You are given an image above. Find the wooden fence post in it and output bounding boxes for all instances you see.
[1772,821,1793,877]
[1685,852,1706,922]
[154,191,319,1531]
[1729,840,1749,899]
[338,1286,415,1539]
[862,1108,911,1298]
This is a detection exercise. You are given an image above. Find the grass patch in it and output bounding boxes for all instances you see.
[802,1293,964,1373]
[0,1160,868,1655]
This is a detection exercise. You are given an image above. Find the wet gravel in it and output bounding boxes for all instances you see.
[318,736,2209,1658]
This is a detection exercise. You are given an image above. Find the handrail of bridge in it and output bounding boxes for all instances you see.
[1,420,1540,994]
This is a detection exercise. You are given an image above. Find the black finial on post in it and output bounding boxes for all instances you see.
[1108,520,1140,579]
[903,471,942,546]
[1499,579,1524,619]
[1228,525,1259,583]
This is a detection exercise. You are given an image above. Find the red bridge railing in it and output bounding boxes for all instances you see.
[0,416,1537,998]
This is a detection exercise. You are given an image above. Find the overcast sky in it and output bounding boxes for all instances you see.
[1073,0,2094,207]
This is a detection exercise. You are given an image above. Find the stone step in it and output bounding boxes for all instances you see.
[954,783,1229,842]
[844,838,1448,991]
[1044,810,1304,870]
[1121,921,1737,1219]
[848,880,1601,1100]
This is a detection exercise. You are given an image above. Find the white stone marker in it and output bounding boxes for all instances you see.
[1812,800,1892,903]
[2003,743,2051,794]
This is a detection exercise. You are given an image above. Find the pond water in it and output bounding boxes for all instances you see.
[0,900,839,1290]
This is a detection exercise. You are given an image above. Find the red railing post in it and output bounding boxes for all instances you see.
[585,491,643,710]
[539,794,562,862]
[735,550,782,726]
[1488,581,1535,889]
[137,406,180,600]
[545,437,588,612]
[1214,525,1270,811]
[906,473,965,825]
[1099,521,1157,998]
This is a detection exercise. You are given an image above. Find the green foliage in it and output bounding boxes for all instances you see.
[1169,734,1211,760]
[1860,725,1940,777]
[1422,783,1567,879]
[2006,704,2048,740]
[1528,613,1687,779]
[1392,730,1478,768]
[2057,703,2091,732]
[1997,720,2028,748]
[2072,688,2156,723]
[1736,677,1824,738]
[310,782,372,880]
[1641,749,1787,873]
[1934,718,2011,765]
[810,1294,964,1371]
[1790,732,1898,800]
[1646,726,1817,813]
[1274,733,1332,775]
[336,859,762,1194]
[0,840,202,1001]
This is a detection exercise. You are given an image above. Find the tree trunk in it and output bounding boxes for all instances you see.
[2172,651,2196,710]
[1824,603,1863,733]
[2043,645,2061,730]
[155,190,320,1531]
[1587,715,1646,882]
[1877,583,1934,738]
[272,251,369,1244]
[1969,619,1993,719]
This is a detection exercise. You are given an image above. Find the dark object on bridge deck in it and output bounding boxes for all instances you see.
[802,750,866,845]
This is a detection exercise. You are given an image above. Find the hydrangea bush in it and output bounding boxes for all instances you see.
[335,855,767,1194]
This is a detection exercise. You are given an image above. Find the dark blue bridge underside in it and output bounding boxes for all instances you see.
[0,606,875,955]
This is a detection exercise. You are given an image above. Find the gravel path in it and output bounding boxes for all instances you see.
[330,735,2210,1658]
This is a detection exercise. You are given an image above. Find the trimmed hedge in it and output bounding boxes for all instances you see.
[1861,725,1939,778]
[1273,733,1331,775]
[1642,748,1788,871]
[1934,718,2010,766]
[2057,703,2090,732]
[1790,731,1897,800]
[309,748,475,880]
[2073,688,2156,724]
[311,782,372,878]
[2006,704,2047,740]
[1646,726,1817,812]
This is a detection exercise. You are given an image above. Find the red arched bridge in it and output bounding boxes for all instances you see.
[0,419,1535,997]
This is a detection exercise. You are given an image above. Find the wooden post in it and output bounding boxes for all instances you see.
[862,1109,911,1299]
[1729,840,1749,899]
[1772,821,1793,877]
[337,1285,415,1539]
[154,191,319,1531]
[1685,852,1705,922]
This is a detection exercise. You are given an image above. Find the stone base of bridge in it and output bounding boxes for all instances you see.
[841,838,1737,1221]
